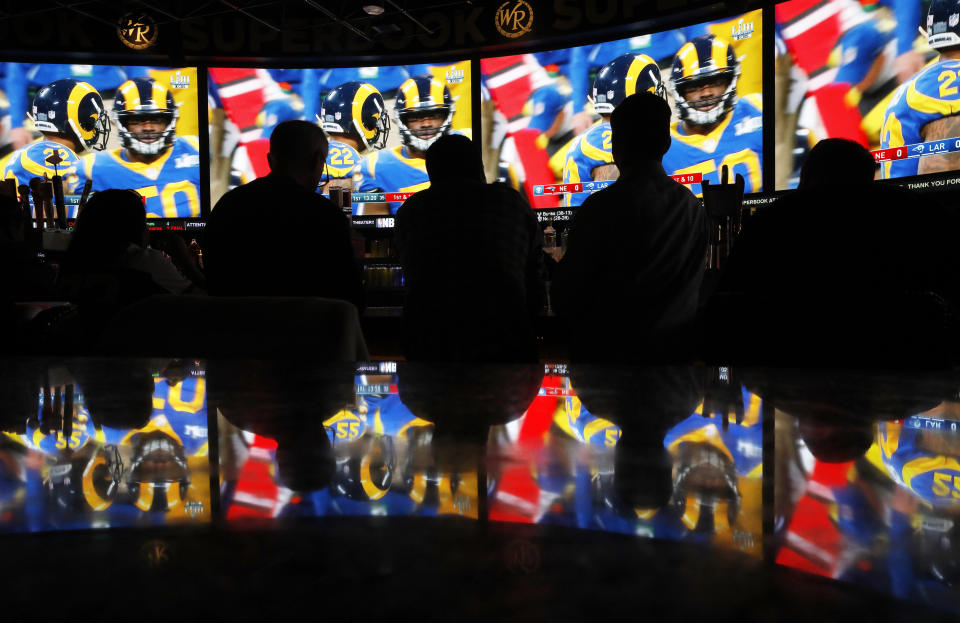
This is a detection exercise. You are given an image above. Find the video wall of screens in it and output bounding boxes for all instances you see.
[0,361,211,534]
[0,63,201,218]
[775,0,955,190]
[207,62,472,217]
[479,9,763,211]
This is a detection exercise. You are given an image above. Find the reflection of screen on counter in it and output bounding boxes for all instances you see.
[0,63,201,218]
[774,0,960,189]
[480,9,763,207]
[207,62,472,217]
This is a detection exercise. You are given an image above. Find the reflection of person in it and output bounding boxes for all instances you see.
[1,79,110,197]
[561,53,664,207]
[75,77,201,218]
[317,81,389,194]
[353,75,458,215]
[554,93,707,363]
[396,135,543,362]
[663,35,763,196]
[881,0,960,178]
[524,83,576,181]
[204,120,363,308]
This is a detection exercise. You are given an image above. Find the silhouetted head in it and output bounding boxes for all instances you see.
[0,194,23,243]
[610,93,672,171]
[268,119,329,190]
[67,189,146,269]
[799,138,877,189]
[425,134,485,184]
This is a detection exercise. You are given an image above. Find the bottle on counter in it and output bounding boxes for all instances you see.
[543,217,556,249]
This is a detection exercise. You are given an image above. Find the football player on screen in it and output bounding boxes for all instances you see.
[561,53,665,207]
[317,81,390,194]
[1,78,110,201]
[662,34,763,197]
[353,75,462,215]
[76,77,201,218]
[880,0,960,179]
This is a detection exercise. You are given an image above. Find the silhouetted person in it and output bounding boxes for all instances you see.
[204,120,363,310]
[553,93,707,362]
[711,138,959,367]
[396,134,543,362]
[0,193,55,303]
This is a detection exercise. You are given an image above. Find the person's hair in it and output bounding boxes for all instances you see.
[0,193,22,242]
[425,134,485,183]
[268,119,328,173]
[799,138,877,189]
[610,93,672,167]
[66,189,146,269]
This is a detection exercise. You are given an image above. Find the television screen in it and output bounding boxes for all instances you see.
[774,0,954,189]
[479,9,763,210]
[486,365,762,556]
[0,361,211,534]
[207,62,472,217]
[0,63,201,218]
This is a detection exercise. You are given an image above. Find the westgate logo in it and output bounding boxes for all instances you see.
[495,0,534,38]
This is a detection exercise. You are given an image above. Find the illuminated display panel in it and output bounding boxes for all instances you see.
[479,9,763,211]
[207,62,472,220]
[0,362,211,533]
[486,365,763,557]
[776,0,960,190]
[0,63,201,218]
[775,405,960,615]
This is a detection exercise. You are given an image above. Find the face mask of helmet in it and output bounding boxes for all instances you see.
[115,110,178,156]
[397,108,453,152]
[671,70,739,126]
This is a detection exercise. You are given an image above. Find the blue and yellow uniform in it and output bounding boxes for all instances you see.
[561,121,613,207]
[876,419,960,508]
[324,139,362,182]
[1,139,80,198]
[662,94,764,196]
[75,136,201,218]
[354,146,429,214]
[880,60,960,179]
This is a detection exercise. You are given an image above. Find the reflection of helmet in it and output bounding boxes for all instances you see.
[394,75,454,152]
[669,35,740,126]
[320,81,390,151]
[126,431,189,512]
[258,97,305,137]
[592,53,665,115]
[927,0,960,49]
[113,77,178,156]
[669,442,741,533]
[47,443,123,512]
[32,78,111,152]
[332,434,395,501]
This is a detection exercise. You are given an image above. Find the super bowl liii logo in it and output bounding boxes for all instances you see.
[170,71,191,90]
[731,18,754,41]
[446,68,465,84]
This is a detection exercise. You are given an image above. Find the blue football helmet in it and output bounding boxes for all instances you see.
[394,75,454,152]
[592,53,665,115]
[320,81,390,151]
[331,434,396,501]
[126,430,189,513]
[31,78,110,152]
[113,77,178,156]
[47,442,123,512]
[669,35,740,126]
[927,0,960,49]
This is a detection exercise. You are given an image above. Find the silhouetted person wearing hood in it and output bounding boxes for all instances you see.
[395,134,544,362]
[553,93,707,363]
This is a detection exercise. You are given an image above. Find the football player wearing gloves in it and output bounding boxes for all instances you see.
[662,34,763,196]
[1,78,110,199]
[561,53,664,207]
[353,75,459,214]
[881,0,960,178]
[75,77,201,218]
[317,81,389,193]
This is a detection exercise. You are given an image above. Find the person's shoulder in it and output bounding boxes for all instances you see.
[913,59,959,96]
[737,93,763,115]
[176,135,201,153]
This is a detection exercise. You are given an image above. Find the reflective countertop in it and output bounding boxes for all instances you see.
[1,359,958,621]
